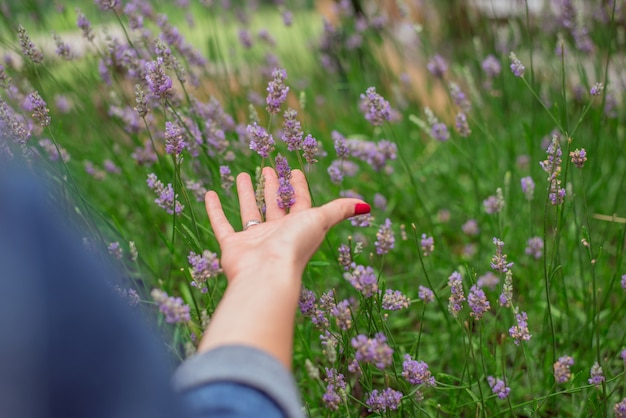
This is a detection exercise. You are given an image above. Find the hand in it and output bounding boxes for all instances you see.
[198,167,370,366]
[205,166,370,286]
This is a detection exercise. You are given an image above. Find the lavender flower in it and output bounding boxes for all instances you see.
[621,348,626,364]
[107,242,123,259]
[499,271,513,307]
[23,91,50,127]
[164,121,188,155]
[481,54,501,78]
[247,123,274,158]
[337,244,352,270]
[402,354,436,386]
[302,134,318,164]
[588,362,605,388]
[540,134,566,205]
[281,108,303,151]
[95,0,119,11]
[346,264,378,297]
[323,368,346,411]
[351,333,394,369]
[188,250,221,289]
[509,310,531,345]
[487,376,510,399]
[366,388,403,413]
[134,84,148,117]
[491,237,514,273]
[146,173,184,215]
[431,122,450,141]
[509,52,525,77]
[330,299,352,330]
[238,29,253,49]
[76,9,95,41]
[359,87,391,126]
[17,25,43,64]
[427,54,447,78]
[553,356,574,384]
[448,271,465,317]
[468,285,490,320]
[275,154,295,210]
[132,141,157,166]
[145,58,173,100]
[462,219,480,236]
[373,193,387,211]
[455,112,471,137]
[103,159,120,174]
[266,68,289,114]
[418,285,434,304]
[420,234,434,256]
[375,218,395,255]
[53,33,72,60]
[382,289,410,311]
[151,289,190,324]
[615,398,626,418]
[299,288,316,316]
[219,165,234,193]
[590,82,604,96]
[569,148,587,168]
[622,274,626,291]
[39,138,70,162]
[332,130,349,158]
[449,83,471,113]
[477,272,499,290]
[521,176,535,201]
[525,237,544,259]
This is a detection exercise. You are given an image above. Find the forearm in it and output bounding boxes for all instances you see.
[197,271,301,370]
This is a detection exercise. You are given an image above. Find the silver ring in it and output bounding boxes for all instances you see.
[243,219,262,231]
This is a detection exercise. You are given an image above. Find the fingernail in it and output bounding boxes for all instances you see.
[354,203,371,215]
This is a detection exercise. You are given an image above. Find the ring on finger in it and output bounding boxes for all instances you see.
[243,219,262,231]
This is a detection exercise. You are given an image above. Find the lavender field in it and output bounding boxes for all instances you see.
[1,0,626,416]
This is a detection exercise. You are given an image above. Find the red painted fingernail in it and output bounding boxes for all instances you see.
[354,203,371,215]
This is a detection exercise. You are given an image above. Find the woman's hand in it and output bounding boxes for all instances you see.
[198,166,370,367]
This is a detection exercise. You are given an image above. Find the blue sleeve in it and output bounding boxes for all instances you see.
[173,346,305,418]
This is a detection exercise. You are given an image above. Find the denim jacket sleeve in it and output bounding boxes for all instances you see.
[172,346,306,418]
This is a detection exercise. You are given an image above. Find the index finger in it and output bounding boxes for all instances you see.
[204,191,235,243]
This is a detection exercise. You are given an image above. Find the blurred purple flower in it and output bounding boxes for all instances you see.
[359,87,391,126]
[145,58,173,100]
[302,134,318,164]
[521,176,535,201]
[553,355,574,384]
[402,354,435,386]
[487,376,510,399]
[420,234,434,256]
[448,271,465,317]
[366,388,403,413]
[382,289,409,311]
[375,218,395,255]
[509,310,531,345]
[431,122,449,141]
[146,173,184,215]
[188,250,221,287]
[151,289,190,324]
[468,285,490,320]
[164,121,188,155]
[418,285,434,304]
[427,54,447,78]
[525,237,544,259]
[509,52,525,77]
[351,333,393,369]
[481,54,501,78]
[346,264,378,297]
[462,219,480,236]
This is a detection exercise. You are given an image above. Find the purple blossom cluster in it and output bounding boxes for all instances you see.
[146,173,184,215]
[17,25,43,64]
[375,218,395,255]
[487,376,510,399]
[164,121,188,155]
[266,68,289,114]
[569,148,587,168]
[616,398,626,418]
[622,274,626,291]
[427,54,447,78]
[509,52,525,77]
[359,86,391,126]
[418,285,434,304]
[366,388,403,413]
[467,285,490,320]
[150,288,190,324]
[322,368,346,411]
[420,234,434,256]
[351,333,394,369]
[381,289,410,311]
[188,250,221,289]
[281,108,303,151]
[345,264,378,297]
[145,57,173,100]
[402,354,436,386]
[275,154,295,210]
[521,176,535,201]
[491,237,514,273]
[553,355,574,384]
[499,271,513,307]
[330,299,353,330]
[247,123,275,158]
[525,237,544,259]
[540,134,566,205]
[509,311,531,345]
[23,91,50,127]
[448,271,465,317]
[588,362,605,388]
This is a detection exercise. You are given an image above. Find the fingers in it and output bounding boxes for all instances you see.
[236,172,263,226]
[204,191,235,243]
[289,169,312,213]
[263,166,286,221]
[316,198,371,231]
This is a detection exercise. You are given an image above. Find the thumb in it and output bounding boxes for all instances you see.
[316,199,371,231]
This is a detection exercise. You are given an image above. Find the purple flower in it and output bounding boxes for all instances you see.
[374,193,387,211]
[402,354,436,386]
[164,121,188,155]
[590,82,604,96]
[282,10,293,26]
[455,112,471,137]
[622,274,626,291]
[620,348,626,364]
[427,54,447,78]
[382,289,410,311]
[107,242,123,259]
[462,219,480,236]
[219,165,234,193]
[615,398,626,418]
[188,250,221,288]
[17,25,43,64]
[481,54,501,78]
[477,272,499,290]
[299,288,316,316]
[145,58,173,100]
[491,237,514,273]
[499,271,513,307]
[23,91,50,127]
[525,237,544,259]
[418,285,434,304]
[487,376,510,399]
[588,362,605,388]
[449,83,471,113]
[302,134,318,164]
[569,148,587,168]
[332,130,349,158]
[509,52,525,77]
[132,141,157,166]
[431,122,450,141]
[509,310,531,345]
[38,138,70,162]
[150,289,190,323]
[76,9,95,41]
[247,123,275,158]
[351,333,394,369]
[366,388,403,413]
[521,176,535,201]
[540,134,565,205]
[95,0,119,11]
[337,244,352,270]
[553,355,574,384]
[275,154,295,210]
[420,234,434,256]
[238,29,253,49]
[330,299,353,330]
[322,368,346,410]
[468,285,490,320]
[448,271,465,317]
[359,87,391,126]
[281,108,303,151]
[266,68,289,114]
[103,159,120,174]
[146,173,184,215]
[346,264,378,297]
[375,218,395,255]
